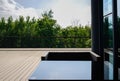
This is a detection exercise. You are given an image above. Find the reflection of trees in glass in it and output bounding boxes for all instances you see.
[104,17,109,48]
[118,17,120,49]
[103,17,113,48]
[0,10,91,48]
[104,16,120,49]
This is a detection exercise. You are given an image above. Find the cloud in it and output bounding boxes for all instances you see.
[0,0,39,20]
[50,0,91,27]
[0,0,91,27]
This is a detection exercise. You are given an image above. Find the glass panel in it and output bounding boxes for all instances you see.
[103,0,114,80]
[103,15,114,80]
[117,0,120,79]
[118,0,120,55]
[104,0,112,15]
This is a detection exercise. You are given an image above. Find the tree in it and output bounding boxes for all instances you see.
[0,10,92,48]
[38,10,56,47]
[0,17,6,36]
[42,10,53,19]
[6,16,14,36]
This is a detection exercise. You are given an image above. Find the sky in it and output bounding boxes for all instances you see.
[0,0,91,27]
[118,0,120,17]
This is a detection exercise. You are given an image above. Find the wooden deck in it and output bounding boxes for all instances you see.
[0,48,91,81]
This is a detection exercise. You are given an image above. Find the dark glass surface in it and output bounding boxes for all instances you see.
[104,14,113,48]
[103,0,114,80]
[29,61,91,80]
[117,0,120,79]
[118,68,120,80]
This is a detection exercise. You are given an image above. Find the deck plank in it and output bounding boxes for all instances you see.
[0,51,43,81]
[0,49,90,81]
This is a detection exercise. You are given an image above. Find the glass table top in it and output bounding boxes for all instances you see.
[29,61,92,80]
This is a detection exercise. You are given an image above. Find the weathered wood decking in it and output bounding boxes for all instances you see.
[0,48,91,81]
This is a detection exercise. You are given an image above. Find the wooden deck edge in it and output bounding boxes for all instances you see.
[0,48,91,51]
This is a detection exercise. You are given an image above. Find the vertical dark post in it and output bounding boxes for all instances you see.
[98,0,104,80]
[91,0,100,54]
[98,0,103,55]
[113,0,118,80]
[91,0,104,80]
[91,0,103,55]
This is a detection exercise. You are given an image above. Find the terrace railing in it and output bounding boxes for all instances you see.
[0,36,91,48]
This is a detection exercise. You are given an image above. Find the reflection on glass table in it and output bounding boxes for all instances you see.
[29,61,91,80]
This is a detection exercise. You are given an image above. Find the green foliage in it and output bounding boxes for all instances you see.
[42,10,53,19]
[118,17,120,48]
[0,10,91,48]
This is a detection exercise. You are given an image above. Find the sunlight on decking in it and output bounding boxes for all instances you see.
[0,51,46,81]
[0,48,90,81]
